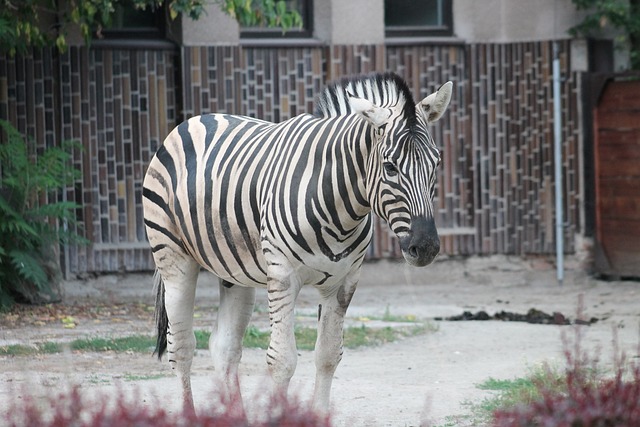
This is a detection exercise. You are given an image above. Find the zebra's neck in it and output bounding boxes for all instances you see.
[311,115,373,235]
[298,116,374,263]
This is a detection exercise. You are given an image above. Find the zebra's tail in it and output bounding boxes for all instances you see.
[153,269,168,360]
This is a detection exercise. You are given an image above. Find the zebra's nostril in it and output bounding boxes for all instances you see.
[408,246,419,258]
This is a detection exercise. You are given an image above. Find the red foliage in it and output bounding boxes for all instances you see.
[4,384,332,427]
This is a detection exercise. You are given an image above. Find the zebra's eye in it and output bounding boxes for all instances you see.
[383,162,398,177]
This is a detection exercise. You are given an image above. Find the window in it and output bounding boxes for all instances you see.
[240,0,313,39]
[101,1,166,39]
[385,0,452,38]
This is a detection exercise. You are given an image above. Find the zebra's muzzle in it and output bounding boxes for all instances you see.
[400,216,440,267]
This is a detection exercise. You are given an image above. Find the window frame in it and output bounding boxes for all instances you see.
[384,0,453,38]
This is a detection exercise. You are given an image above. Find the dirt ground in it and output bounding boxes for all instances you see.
[1,255,639,426]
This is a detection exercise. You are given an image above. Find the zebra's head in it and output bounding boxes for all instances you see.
[316,73,453,267]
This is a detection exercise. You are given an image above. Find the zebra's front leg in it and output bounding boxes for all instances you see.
[210,281,256,402]
[313,279,358,411]
[266,267,302,395]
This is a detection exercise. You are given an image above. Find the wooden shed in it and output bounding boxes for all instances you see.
[593,76,640,278]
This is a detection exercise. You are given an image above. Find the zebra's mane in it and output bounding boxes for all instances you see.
[313,72,417,128]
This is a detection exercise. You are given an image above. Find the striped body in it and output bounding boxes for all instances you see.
[144,112,373,290]
[143,72,453,412]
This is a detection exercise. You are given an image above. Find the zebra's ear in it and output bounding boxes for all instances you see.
[348,93,392,127]
[418,81,453,124]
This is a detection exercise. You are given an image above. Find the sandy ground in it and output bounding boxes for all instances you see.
[1,255,639,426]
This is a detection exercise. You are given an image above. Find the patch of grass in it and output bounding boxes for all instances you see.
[253,303,269,314]
[474,375,541,418]
[194,326,270,350]
[0,335,154,356]
[293,326,317,350]
[381,304,419,323]
[344,324,431,348]
[1,322,435,357]
[243,325,270,349]
[39,341,63,354]
[123,373,168,382]
[236,323,434,351]
[354,305,422,324]
[87,374,111,385]
[466,367,564,424]
[70,335,155,353]
[0,342,61,356]
[194,329,210,349]
[478,377,536,391]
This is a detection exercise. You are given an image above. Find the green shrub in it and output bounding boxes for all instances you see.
[0,120,83,310]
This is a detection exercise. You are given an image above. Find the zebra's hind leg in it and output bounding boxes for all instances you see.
[210,280,256,406]
[312,277,358,412]
[265,266,302,396]
[158,258,200,412]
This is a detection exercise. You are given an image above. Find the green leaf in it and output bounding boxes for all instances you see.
[9,249,48,289]
[55,34,67,52]
[0,120,83,309]
[30,202,81,220]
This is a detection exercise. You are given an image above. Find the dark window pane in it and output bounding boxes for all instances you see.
[102,1,165,39]
[109,4,160,29]
[385,0,442,27]
[384,0,452,37]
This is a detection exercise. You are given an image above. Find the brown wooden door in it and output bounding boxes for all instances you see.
[594,78,640,277]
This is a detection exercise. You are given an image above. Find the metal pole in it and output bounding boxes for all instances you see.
[553,42,564,285]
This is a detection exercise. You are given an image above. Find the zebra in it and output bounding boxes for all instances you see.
[142,72,453,413]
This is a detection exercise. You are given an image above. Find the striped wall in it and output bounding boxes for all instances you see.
[0,40,582,275]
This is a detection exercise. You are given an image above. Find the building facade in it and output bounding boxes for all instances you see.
[0,0,610,275]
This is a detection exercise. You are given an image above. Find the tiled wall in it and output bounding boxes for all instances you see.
[464,42,581,255]
[0,40,582,274]
[1,47,178,274]
[183,41,581,259]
